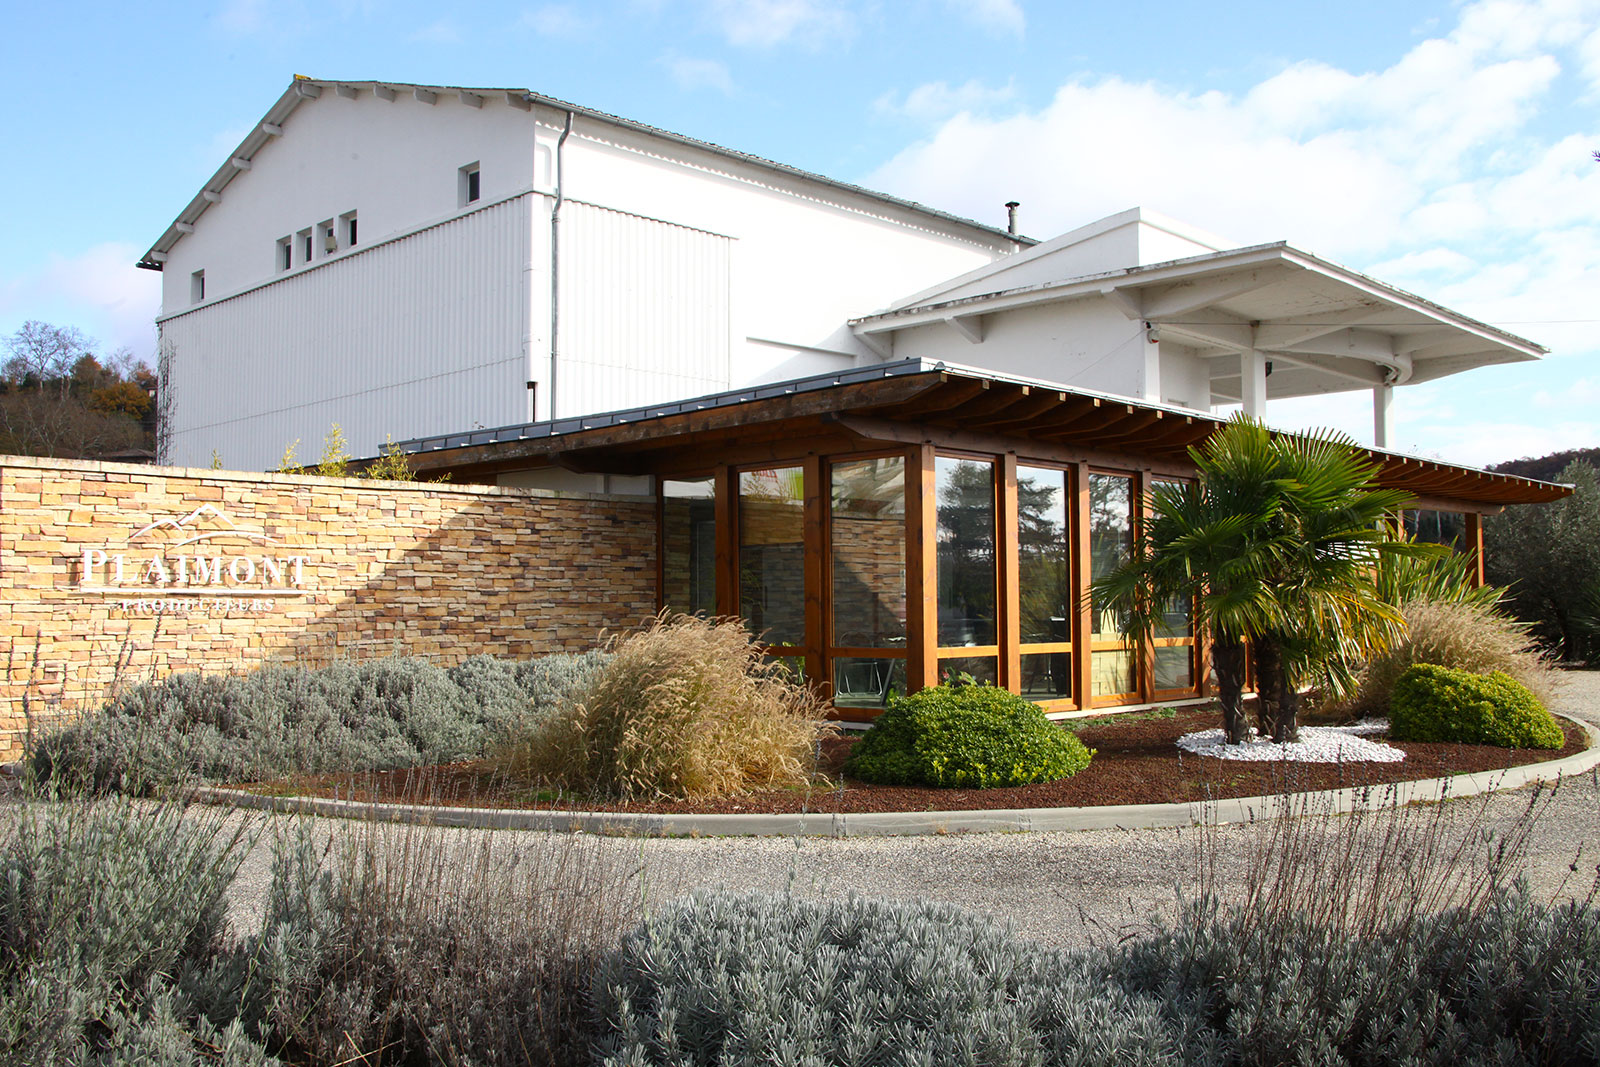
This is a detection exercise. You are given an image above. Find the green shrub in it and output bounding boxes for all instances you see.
[496,613,833,800]
[1390,663,1564,749]
[1353,598,1554,715]
[31,651,603,789]
[844,684,1092,788]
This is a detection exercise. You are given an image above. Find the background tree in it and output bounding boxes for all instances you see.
[0,321,156,460]
[1485,460,1600,664]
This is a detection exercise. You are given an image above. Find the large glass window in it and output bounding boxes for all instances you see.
[1090,472,1137,699]
[1149,477,1198,695]
[739,467,805,648]
[661,477,716,617]
[935,456,997,648]
[830,456,908,709]
[1017,464,1073,703]
[831,457,906,647]
[1402,509,1466,551]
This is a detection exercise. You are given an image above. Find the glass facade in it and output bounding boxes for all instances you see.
[661,477,716,616]
[830,457,906,647]
[935,456,997,647]
[738,467,805,647]
[1090,472,1136,698]
[1017,464,1072,703]
[1403,508,1467,550]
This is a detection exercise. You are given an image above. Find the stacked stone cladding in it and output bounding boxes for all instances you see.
[0,456,657,762]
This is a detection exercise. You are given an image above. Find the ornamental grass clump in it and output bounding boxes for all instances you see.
[498,612,833,800]
[1353,597,1555,716]
[844,683,1092,788]
[1390,662,1564,749]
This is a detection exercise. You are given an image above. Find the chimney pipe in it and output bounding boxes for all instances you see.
[1004,201,1020,236]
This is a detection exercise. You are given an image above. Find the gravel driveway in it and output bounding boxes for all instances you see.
[218,670,1600,950]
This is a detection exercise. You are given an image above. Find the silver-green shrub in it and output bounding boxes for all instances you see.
[32,651,609,788]
[0,792,274,1065]
[597,888,1600,1067]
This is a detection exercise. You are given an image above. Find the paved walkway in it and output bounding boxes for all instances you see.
[219,671,1600,950]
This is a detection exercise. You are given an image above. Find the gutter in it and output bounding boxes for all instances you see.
[550,110,573,421]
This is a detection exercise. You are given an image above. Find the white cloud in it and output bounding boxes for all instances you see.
[0,244,161,364]
[521,4,594,37]
[214,0,267,35]
[409,19,462,44]
[663,55,736,94]
[943,0,1024,38]
[698,0,854,48]
[863,0,1600,464]
[874,78,1017,123]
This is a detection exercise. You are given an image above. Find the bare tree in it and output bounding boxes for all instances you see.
[2,321,96,398]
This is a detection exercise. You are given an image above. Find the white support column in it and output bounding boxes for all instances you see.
[1239,348,1267,419]
[1374,383,1393,449]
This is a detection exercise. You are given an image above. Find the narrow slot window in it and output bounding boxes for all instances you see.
[277,237,292,272]
[459,162,480,206]
[318,220,336,256]
[190,270,205,303]
[340,210,358,247]
[299,228,313,264]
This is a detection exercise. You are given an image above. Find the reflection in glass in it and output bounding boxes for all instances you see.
[662,478,716,616]
[1092,649,1136,698]
[739,467,805,647]
[1090,473,1134,640]
[1402,509,1466,551]
[1154,646,1194,690]
[1020,652,1071,700]
[832,657,906,708]
[936,457,996,646]
[938,656,998,688]
[1017,465,1070,646]
[831,457,906,647]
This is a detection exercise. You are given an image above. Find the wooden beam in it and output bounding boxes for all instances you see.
[1135,470,1156,703]
[962,390,1068,431]
[1072,462,1094,711]
[999,452,1021,694]
[906,443,939,693]
[803,454,826,692]
[1465,510,1486,587]
[870,377,987,419]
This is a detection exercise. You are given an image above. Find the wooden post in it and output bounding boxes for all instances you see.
[999,452,1021,693]
[713,465,738,619]
[906,443,939,692]
[1466,510,1486,587]
[803,454,826,688]
[1135,469,1156,703]
[1072,462,1094,710]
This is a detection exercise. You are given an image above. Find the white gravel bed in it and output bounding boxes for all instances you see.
[1176,720,1404,762]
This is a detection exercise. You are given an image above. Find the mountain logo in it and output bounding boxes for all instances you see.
[127,503,277,548]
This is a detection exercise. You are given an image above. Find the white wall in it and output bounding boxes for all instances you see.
[160,195,532,469]
[161,88,537,311]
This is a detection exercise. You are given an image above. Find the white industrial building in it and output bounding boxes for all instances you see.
[141,77,1545,474]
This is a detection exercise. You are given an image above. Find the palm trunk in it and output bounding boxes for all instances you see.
[1253,636,1283,741]
[1274,680,1301,744]
[1212,635,1249,745]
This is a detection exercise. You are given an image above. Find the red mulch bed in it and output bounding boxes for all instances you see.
[235,707,1589,816]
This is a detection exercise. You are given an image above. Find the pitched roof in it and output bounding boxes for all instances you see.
[138,76,1033,270]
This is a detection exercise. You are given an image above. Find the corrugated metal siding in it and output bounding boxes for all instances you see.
[161,196,532,469]
[557,201,730,417]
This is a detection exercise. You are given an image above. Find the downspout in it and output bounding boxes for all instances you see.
[549,110,573,420]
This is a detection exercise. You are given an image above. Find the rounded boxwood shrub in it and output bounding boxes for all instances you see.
[1389,663,1564,749]
[844,684,1092,788]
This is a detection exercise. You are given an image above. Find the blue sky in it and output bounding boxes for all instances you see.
[2,0,1596,468]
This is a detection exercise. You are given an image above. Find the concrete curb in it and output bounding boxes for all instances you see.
[192,714,1600,838]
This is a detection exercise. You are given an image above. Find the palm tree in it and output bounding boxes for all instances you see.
[1093,416,1416,745]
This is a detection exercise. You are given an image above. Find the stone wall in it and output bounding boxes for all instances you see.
[0,456,657,762]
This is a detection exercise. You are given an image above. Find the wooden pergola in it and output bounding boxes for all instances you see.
[399,361,1570,720]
